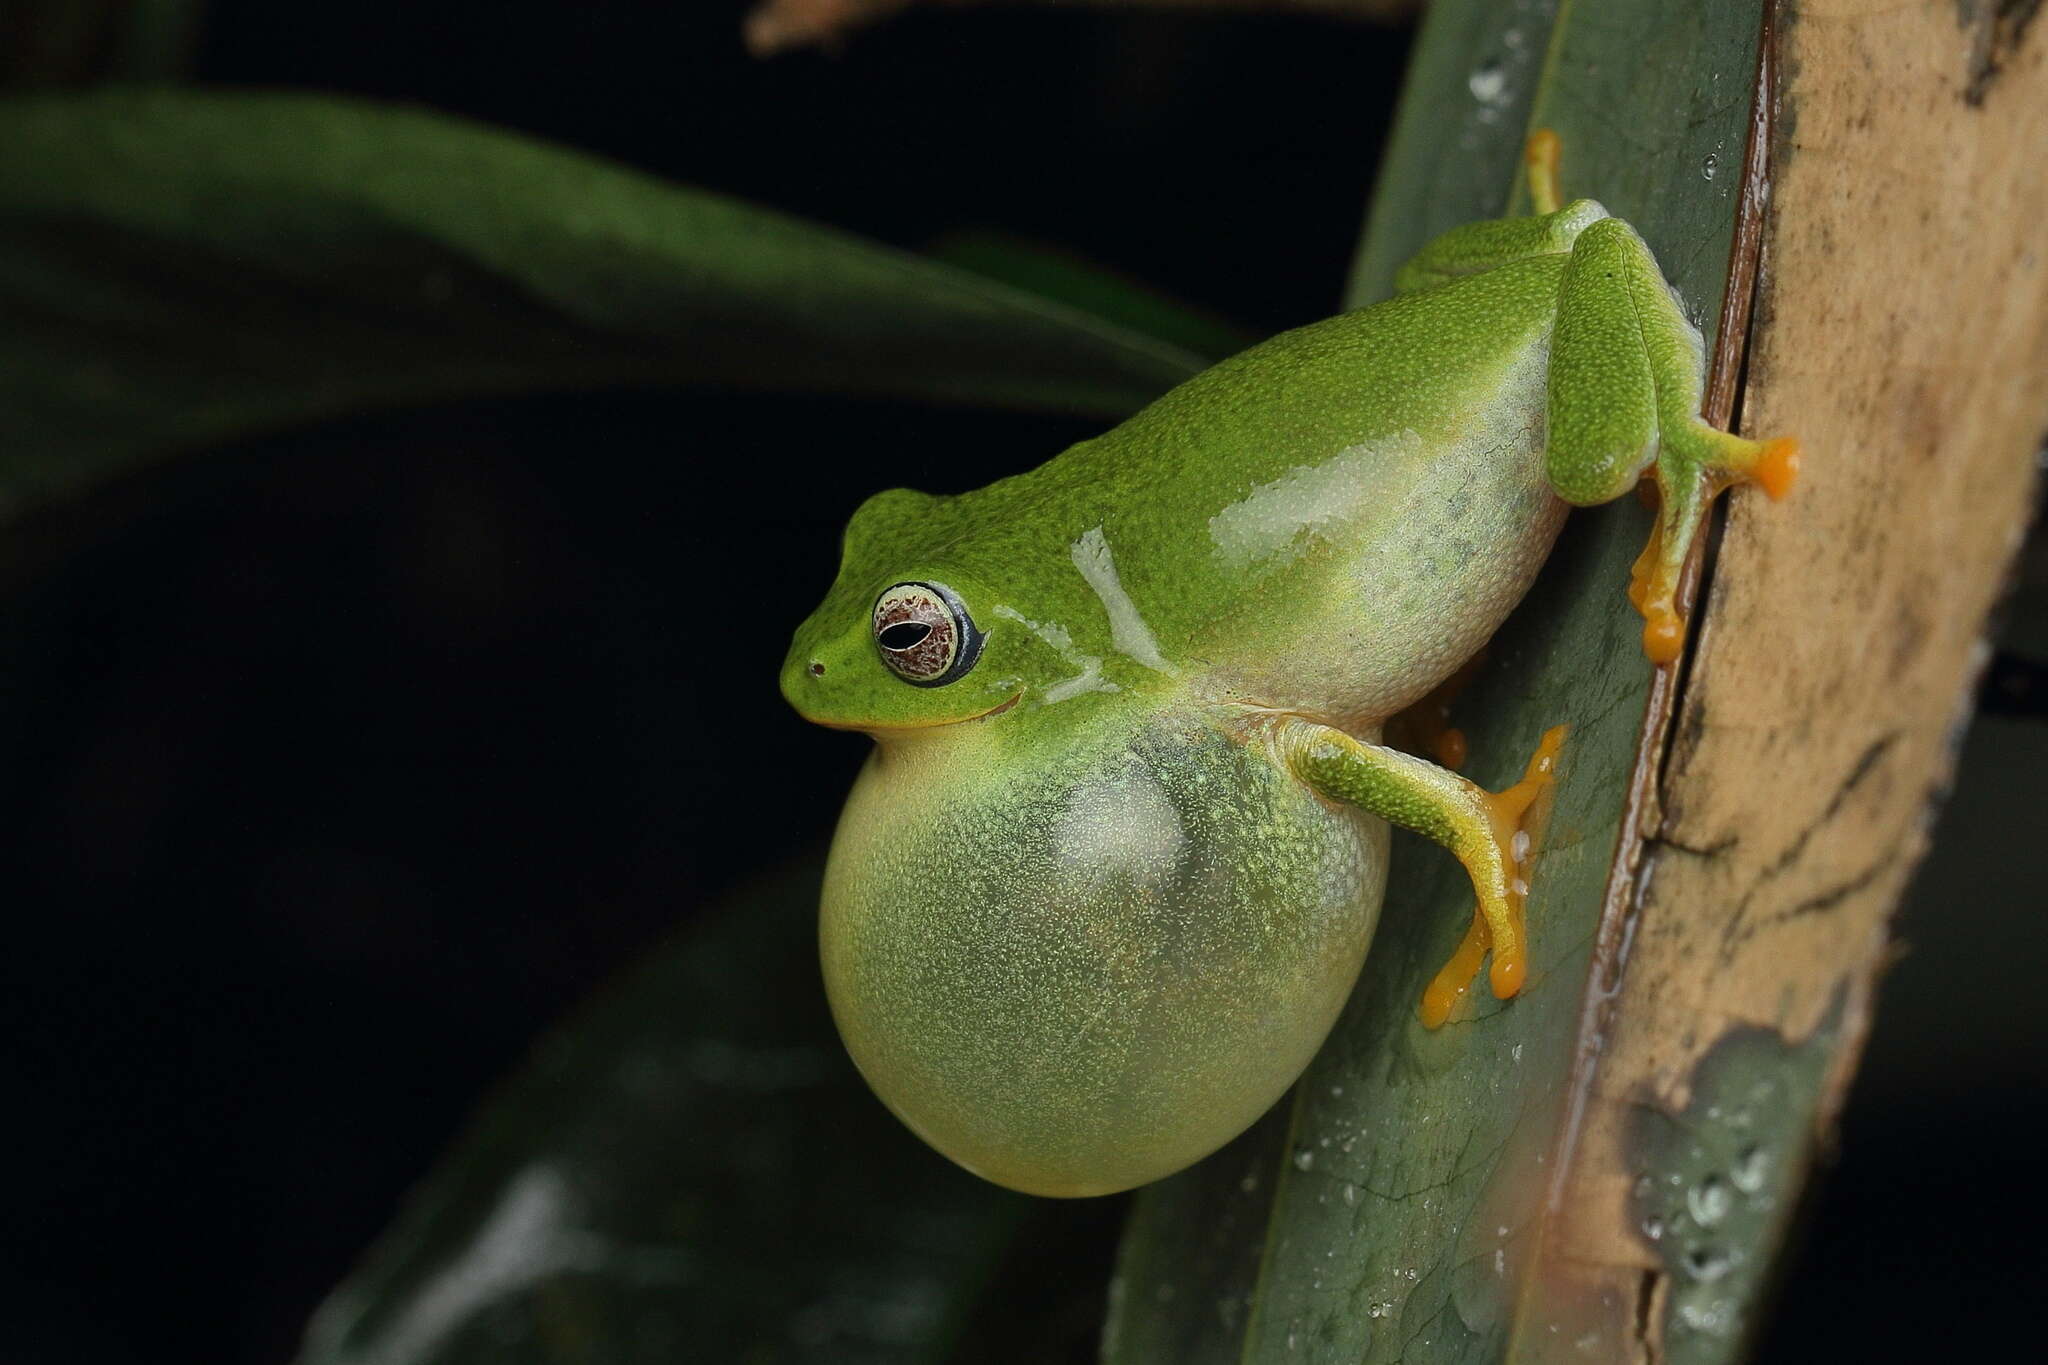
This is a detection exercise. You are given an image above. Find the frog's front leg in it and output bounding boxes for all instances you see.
[1280,719,1565,1028]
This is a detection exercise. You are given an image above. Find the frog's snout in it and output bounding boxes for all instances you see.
[777,639,834,718]
[782,621,1026,734]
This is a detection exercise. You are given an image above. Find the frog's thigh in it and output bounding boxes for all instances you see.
[1542,217,1680,506]
[1278,719,1564,1028]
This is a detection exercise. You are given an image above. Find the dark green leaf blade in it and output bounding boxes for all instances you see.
[1108,2,1766,1361]
[925,229,1258,363]
[296,854,1035,1365]
[0,89,1210,515]
[1100,1103,1288,1365]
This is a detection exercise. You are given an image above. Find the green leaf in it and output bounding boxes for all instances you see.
[1107,2,1768,1360]
[0,89,1210,518]
[925,229,1258,362]
[296,854,1042,1365]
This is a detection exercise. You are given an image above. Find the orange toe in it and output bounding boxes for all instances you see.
[1420,913,1489,1030]
[1488,949,1527,999]
[1752,436,1800,500]
[1641,607,1685,665]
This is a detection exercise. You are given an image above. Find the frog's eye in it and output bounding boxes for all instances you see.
[872,581,983,687]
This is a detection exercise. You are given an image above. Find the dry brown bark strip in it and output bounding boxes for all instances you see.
[1525,1,2048,1356]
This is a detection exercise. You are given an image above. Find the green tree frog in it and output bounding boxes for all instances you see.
[781,134,1797,1198]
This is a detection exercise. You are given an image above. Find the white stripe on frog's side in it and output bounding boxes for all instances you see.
[1070,525,1176,675]
[989,604,1117,704]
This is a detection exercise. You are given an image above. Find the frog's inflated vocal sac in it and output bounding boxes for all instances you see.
[782,135,1797,1198]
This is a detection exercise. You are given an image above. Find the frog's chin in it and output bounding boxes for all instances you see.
[808,691,1022,740]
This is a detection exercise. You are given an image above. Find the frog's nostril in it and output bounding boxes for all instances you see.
[810,662,826,677]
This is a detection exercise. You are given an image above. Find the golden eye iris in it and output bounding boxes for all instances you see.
[873,582,981,686]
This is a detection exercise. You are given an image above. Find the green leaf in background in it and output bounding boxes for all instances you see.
[925,229,1258,364]
[0,89,1213,518]
[296,853,1068,1365]
[1107,1,1767,1360]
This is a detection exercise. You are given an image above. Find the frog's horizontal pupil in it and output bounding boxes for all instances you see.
[879,621,933,651]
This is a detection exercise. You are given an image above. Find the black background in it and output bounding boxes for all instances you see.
[5,2,2042,1361]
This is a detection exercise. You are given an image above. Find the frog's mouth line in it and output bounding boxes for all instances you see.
[810,691,1021,736]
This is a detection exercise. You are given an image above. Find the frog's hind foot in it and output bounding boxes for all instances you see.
[1525,128,1564,216]
[1631,431,1801,665]
[1386,649,1490,771]
[1418,724,1567,1029]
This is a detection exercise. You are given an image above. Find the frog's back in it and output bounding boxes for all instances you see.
[950,257,1572,727]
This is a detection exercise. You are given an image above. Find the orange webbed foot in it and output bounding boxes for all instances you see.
[1626,430,1799,667]
[1418,725,1566,1029]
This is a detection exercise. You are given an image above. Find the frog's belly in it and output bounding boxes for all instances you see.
[821,705,1388,1197]
[1199,342,1567,729]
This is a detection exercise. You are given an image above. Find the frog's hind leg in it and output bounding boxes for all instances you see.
[1392,198,1609,294]
[1281,719,1566,1028]
[1542,212,1800,663]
